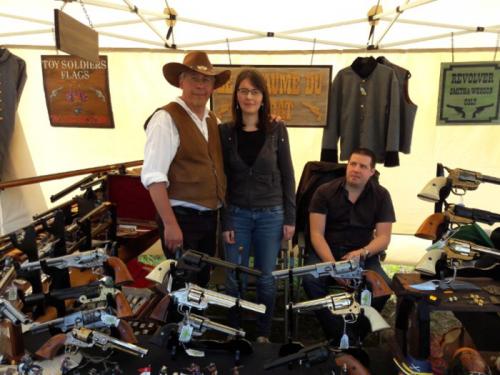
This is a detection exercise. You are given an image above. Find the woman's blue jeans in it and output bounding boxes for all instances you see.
[224,205,284,337]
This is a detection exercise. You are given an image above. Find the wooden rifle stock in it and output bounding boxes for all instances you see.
[334,354,371,375]
[149,294,170,323]
[114,320,138,344]
[114,292,133,319]
[35,333,67,360]
[362,270,392,298]
[415,212,446,240]
[105,256,133,285]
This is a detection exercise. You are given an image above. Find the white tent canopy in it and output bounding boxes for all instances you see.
[1,0,500,51]
[1,1,500,266]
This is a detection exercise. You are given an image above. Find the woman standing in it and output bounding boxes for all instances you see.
[220,69,296,343]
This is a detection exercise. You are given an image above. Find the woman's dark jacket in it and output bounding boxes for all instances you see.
[219,121,296,231]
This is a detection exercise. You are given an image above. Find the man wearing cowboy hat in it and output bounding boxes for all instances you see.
[141,51,230,287]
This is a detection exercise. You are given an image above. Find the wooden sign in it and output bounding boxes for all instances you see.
[41,55,114,128]
[212,65,332,127]
[54,9,99,63]
[437,62,500,125]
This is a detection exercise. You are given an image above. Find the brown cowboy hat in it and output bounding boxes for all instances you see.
[163,51,231,89]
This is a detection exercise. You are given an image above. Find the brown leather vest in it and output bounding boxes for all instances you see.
[163,102,226,209]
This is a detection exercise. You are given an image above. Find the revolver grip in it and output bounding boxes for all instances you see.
[106,257,133,285]
[115,320,138,344]
[114,292,133,319]
[362,270,392,298]
[149,294,170,323]
[35,333,67,360]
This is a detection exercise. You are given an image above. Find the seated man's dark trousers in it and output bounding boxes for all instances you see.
[301,248,390,343]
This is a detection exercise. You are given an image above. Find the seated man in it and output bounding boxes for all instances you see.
[302,147,396,342]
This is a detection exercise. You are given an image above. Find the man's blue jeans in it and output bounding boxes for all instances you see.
[224,205,284,337]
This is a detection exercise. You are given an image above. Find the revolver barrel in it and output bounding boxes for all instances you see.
[186,313,245,338]
[292,292,359,315]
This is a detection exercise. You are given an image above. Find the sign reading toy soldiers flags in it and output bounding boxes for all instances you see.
[41,55,114,128]
[437,62,500,125]
[212,65,332,127]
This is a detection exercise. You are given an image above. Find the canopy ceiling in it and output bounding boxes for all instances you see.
[1,0,499,51]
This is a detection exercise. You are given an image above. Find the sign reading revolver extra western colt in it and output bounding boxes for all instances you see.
[272,258,362,280]
[172,283,266,314]
[437,62,500,124]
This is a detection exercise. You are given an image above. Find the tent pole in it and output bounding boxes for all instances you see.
[121,0,166,44]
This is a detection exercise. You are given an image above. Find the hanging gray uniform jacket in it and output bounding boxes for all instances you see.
[377,56,417,154]
[0,49,27,178]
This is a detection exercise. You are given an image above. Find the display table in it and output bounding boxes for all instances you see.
[392,272,500,361]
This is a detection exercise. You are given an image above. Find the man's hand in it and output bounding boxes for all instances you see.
[283,225,295,241]
[164,221,183,253]
[341,250,364,261]
[222,230,236,244]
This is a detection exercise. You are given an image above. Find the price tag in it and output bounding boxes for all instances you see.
[361,289,372,306]
[179,323,193,343]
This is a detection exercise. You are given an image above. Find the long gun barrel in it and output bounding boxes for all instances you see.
[272,258,362,280]
[0,298,31,325]
[180,250,262,277]
[172,283,266,314]
[66,202,113,233]
[180,313,245,341]
[29,307,119,334]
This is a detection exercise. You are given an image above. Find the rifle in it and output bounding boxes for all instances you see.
[272,258,362,281]
[17,248,133,285]
[66,202,113,233]
[414,212,447,240]
[35,326,148,360]
[292,292,390,333]
[446,204,500,226]
[151,312,246,346]
[171,283,266,314]
[23,276,133,318]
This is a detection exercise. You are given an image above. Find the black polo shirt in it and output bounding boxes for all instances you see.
[308,177,395,257]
